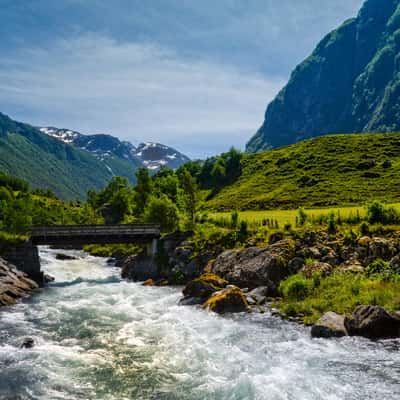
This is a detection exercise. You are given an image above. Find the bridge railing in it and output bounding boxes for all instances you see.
[30,224,161,238]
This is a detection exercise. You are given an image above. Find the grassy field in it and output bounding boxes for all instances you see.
[209,203,400,228]
[207,133,400,210]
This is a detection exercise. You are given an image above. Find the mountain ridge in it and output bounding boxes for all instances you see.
[39,127,190,171]
[0,112,189,199]
[247,0,400,152]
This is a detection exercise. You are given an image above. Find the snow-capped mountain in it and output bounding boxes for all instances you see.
[134,142,190,170]
[39,127,189,171]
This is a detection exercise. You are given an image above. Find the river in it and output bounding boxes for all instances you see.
[0,247,399,400]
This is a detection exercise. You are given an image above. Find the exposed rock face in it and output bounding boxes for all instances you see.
[203,286,249,314]
[210,240,295,292]
[247,0,400,152]
[345,305,400,339]
[311,312,347,338]
[0,258,38,306]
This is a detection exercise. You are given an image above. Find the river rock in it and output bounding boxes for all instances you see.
[120,252,159,281]
[142,279,155,286]
[210,240,295,292]
[203,286,249,314]
[344,305,400,339]
[246,286,269,305]
[55,253,78,261]
[20,337,35,349]
[311,312,347,338]
[0,258,38,307]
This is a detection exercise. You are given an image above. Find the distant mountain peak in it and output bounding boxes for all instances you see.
[39,127,189,171]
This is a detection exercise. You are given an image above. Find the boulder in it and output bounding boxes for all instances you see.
[55,253,77,261]
[345,305,400,339]
[358,236,371,247]
[302,230,318,246]
[182,273,227,300]
[203,286,249,314]
[20,337,35,349]
[367,237,397,262]
[44,273,55,283]
[269,232,284,244]
[246,286,269,305]
[337,259,364,274]
[288,257,305,274]
[301,261,333,278]
[210,240,295,292]
[390,255,400,274]
[121,252,159,281]
[311,312,347,338]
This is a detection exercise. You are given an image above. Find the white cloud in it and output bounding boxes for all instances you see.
[0,35,284,158]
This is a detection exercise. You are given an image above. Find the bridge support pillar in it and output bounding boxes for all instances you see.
[3,242,43,286]
[146,238,158,257]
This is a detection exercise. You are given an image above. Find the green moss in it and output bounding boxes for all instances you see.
[203,286,249,314]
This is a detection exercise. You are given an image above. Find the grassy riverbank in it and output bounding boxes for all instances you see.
[277,272,400,325]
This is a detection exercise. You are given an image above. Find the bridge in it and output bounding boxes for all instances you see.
[30,224,161,255]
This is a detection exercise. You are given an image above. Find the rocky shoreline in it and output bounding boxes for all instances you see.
[0,257,39,307]
[118,229,400,341]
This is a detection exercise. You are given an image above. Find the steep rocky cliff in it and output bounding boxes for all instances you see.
[247,0,400,152]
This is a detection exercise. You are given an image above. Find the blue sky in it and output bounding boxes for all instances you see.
[0,0,363,158]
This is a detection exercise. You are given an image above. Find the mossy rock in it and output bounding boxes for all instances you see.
[142,279,155,286]
[203,286,249,314]
[182,273,228,300]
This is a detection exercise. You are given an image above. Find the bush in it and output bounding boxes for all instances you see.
[360,221,370,236]
[279,274,313,300]
[230,210,239,228]
[367,201,400,224]
[327,212,336,234]
[298,208,308,226]
[237,220,248,242]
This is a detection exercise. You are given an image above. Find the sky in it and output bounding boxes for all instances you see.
[0,0,364,159]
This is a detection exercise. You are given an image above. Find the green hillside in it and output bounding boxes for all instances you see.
[207,133,400,210]
[0,113,138,199]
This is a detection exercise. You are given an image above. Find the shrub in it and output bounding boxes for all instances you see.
[367,201,400,224]
[230,210,239,228]
[284,222,292,232]
[298,208,308,226]
[237,220,248,242]
[327,212,337,234]
[279,274,313,300]
[360,221,370,236]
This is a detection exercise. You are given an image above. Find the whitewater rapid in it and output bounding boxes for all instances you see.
[0,247,399,400]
